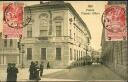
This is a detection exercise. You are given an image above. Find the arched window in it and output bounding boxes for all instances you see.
[53,16,63,36]
[39,13,49,36]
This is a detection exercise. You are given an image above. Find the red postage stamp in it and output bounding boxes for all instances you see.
[103,5,127,41]
[3,2,24,39]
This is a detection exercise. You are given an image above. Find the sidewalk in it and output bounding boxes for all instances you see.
[0,68,66,81]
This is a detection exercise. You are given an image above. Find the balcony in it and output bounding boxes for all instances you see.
[21,37,37,43]
[38,37,48,40]
[36,36,74,43]
[0,48,19,55]
[22,36,77,44]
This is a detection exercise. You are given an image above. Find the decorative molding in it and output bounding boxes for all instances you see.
[53,16,63,20]
[39,13,49,19]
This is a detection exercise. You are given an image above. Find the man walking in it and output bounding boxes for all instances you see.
[29,61,35,80]
[35,61,41,81]
[47,62,50,69]
[40,61,44,77]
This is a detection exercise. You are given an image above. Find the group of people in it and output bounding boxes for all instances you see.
[7,63,19,82]
[29,61,50,81]
[6,61,50,82]
[29,61,44,81]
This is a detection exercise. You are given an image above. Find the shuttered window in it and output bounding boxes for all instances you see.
[56,48,61,60]
[41,48,46,60]
[27,48,32,60]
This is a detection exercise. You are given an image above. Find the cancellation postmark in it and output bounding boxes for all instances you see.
[102,5,127,41]
[3,2,24,39]
[3,2,32,39]
[4,3,23,29]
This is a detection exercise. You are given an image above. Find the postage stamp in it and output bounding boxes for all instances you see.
[3,2,24,39]
[102,5,127,41]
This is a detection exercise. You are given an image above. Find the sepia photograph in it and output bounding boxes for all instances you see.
[0,1,127,82]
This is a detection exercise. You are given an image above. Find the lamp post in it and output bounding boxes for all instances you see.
[21,44,25,68]
[18,35,25,68]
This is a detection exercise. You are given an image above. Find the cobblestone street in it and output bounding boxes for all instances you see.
[0,64,124,82]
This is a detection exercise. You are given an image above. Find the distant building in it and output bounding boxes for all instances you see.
[0,32,20,66]
[21,1,91,68]
[101,1,128,79]
[92,50,101,63]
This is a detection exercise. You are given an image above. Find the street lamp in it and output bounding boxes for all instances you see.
[21,44,25,68]
[18,35,25,68]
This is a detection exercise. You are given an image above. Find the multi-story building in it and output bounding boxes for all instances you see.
[0,32,20,67]
[21,1,91,68]
[101,1,128,79]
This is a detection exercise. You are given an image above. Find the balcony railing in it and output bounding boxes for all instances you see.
[22,36,88,48]
[38,37,48,40]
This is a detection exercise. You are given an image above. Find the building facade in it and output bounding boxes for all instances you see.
[21,1,91,68]
[101,1,128,79]
[0,32,20,67]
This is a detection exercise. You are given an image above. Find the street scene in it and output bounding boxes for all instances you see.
[0,1,127,82]
[0,64,124,81]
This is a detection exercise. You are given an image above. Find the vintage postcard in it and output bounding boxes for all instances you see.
[0,1,127,82]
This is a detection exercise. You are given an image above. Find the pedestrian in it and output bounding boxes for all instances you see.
[11,63,19,82]
[40,61,44,77]
[83,61,85,66]
[47,62,50,69]
[7,63,12,82]
[29,61,35,80]
[35,61,41,81]
[96,58,99,64]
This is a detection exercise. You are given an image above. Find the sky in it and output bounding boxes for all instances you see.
[0,1,107,50]
[67,1,107,50]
